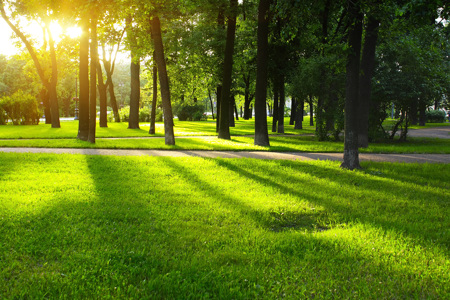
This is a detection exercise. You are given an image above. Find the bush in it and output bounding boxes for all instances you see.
[114,106,163,123]
[0,90,40,125]
[174,102,206,121]
[426,110,446,123]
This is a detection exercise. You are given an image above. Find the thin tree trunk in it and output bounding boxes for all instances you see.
[218,0,238,140]
[229,96,235,127]
[151,16,175,145]
[341,1,362,170]
[77,18,90,141]
[97,62,108,127]
[358,16,379,148]
[128,51,140,129]
[149,58,157,134]
[88,16,98,143]
[277,75,285,133]
[106,76,120,122]
[309,95,314,126]
[216,86,222,132]
[272,79,279,133]
[290,98,296,125]
[208,90,215,120]
[234,97,239,121]
[47,25,60,128]
[40,88,51,124]
[294,99,304,129]
[254,0,271,146]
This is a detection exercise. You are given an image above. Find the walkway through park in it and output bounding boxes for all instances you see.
[1,126,449,163]
[1,147,449,164]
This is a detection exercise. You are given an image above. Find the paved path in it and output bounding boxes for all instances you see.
[407,126,450,139]
[1,147,449,164]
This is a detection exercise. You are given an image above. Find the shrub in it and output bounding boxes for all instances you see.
[0,90,40,125]
[174,102,206,121]
[115,106,163,123]
[426,110,446,123]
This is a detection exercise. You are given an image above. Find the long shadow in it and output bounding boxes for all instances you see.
[1,155,448,298]
[215,159,450,250]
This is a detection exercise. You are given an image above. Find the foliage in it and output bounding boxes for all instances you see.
[426,110,447,123]
[174,102,206,121]
[139,106,163,123]
[0,90,40,125]
[0,153,449,298]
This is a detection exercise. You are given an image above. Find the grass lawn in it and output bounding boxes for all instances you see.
[0,153,448,298]
[1,119,449,153]
[0,118,315,139]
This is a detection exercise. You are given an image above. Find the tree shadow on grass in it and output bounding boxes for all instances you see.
[214,159,450,250]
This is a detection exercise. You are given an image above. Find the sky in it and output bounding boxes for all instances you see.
[0,20,18,56]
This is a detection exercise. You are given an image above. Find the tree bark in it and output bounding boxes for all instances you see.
[128,50,140,129]
[309,95,314,126]
[254,0,271,146]
[88,16,98,143]
[290,98,296,126]
[208,90,215,120]
[341,1,363,170]
[294,99,304,130]
[358,16,380,148]
[151,16,175,145]
[277,75,285,133]
[47,25,60,128]
[272,78,279,133]
[229,96,236,127]
[77,18,90,141]
[97,62,108,127]
[218,0,238,140]
[149,58,157,134]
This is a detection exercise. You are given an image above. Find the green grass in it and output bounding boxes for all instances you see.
[0,153,448,298]
[0,118,315,139]
[1,135,450,154]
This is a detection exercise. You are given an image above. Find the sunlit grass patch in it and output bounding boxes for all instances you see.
[0,153,448,298]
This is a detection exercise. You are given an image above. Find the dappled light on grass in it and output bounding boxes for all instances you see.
[0,153,448,298]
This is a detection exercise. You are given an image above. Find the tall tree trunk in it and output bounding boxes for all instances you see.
[410,100,418,125]
[254,0,271,146]
[294,99,304,129]
[149,58,157,134]
[106,75,120,122]
[309,95,314,126]
[40,88,51,124]
[243,74,252,119]
[77,18,90,141]
[419,102,426,126]
[151,16,175,145]
[47,26,60,128]
[290,98,296,125]
[216,8,225,133]
[341,1,362,170]
[208,90,215,120]
[88,16,98,143]
[216,86,222,132]
[218,0,238,140]
[128,51,140,129]
[229,96,235,127]
[97,62,108,127]
[234,97,239,121]
[272,79,279,133]
[277,75,285,133]
[358,16,379,148]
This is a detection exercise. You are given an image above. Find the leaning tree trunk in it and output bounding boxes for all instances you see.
[77,17,90,141]
[341,1,363,170]
[88,16,98,143]
[97,62,108,127]
[358,16,379,148]
[151,16,175,145]
[218,0,238,140]
[254,0,271,146]
[128,51,140,129]
[149,58,157,135]
[105,75,120,122]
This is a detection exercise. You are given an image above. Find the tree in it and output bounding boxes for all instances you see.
[88,14,98,143]
[218,0,238,140]
[77,15,90,141]
[341,0,362,170]
[151,16,175,145]
[254,0,271,146]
